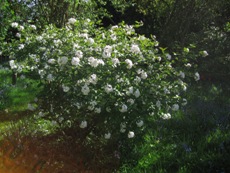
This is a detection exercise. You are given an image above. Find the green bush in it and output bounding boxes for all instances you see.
[4,19,203,142]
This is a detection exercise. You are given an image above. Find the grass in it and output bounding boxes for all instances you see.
[118,82,230,172]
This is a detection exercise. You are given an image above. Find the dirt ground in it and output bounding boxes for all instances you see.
[0,132,119,173]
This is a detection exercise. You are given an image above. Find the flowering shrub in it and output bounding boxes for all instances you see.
[4,19,202,139]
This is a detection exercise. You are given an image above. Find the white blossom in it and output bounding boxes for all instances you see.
[58,56,68,65]
[127,99,135,105]
[62,85,70,92]
[30,25,36,30]
[201,51,208,57]
[134,89,140,98]
[81,84,90,95]
[161,113,171,120]
[136,120,144,127]
[194,72,200,81]
[47,74,54,82]
[111,58,120,67]
[9,60,17,69]
[89,74,97,85]
[156,100,161,108]
[48,59,56,64]
[18,44,24,50]
[125,59,133,69]
[68,18,77,24]
[128,131,135,138]
[75,50,83,58]
[28,103,35,111]
[105,84,113,94]
[11,22,18,28]
[87,38,94,44]
[179,71,185,78]
[104,132,111,139]
[88,57,99,67]
[185,63,192,68]
[141,71,148,79]
[182,98,188,106]
[80,121,87,128]
[71,57,80,66]
[120,104,128,113]
[126,86,134,96]
[131,44,141,54]
[171,104,179,111]
[166,53,172,60]
[94,107,101,114]
[16,33,21,38]
[103,45,112,58]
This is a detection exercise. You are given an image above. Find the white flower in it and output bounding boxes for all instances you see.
[127,99,135,105]
[71,57,80,66]
[75,50,83,58]
[194,72,200,81]
[120,122,126,129]
[81,84,90,95]
[110,34,117,41]
[36,36,43,42]
[104,132,111,139]
[18,44,24,50]
[179,71,185,78]
[134,89,140,98]
[54,39,62,47]
[156,100,161,108]
[88,105,94,111]
[106,107,111,112]
[80,121,87,128]
[182,98,187,106]
[172,104,179,111]
[111,58,120,67]
[19,25,24,31]
[166,53,172,60]
[16,33,21,38]
[126,86,134,96]
[47,74,54,82]
[120,104,128,113]
[128,131,135,138]
[134,76,141,83]
[161,113,171,120]
[87,38,94,44]
[98,59,105,66]
[11,22,18,28]
[103,45,112,58]
[136,120,144,127]
[94,107,101,114]
[30,25,36,30]
[48,59,56,64]
[88,57,98,67]
[28,103,35,111]
[185,63,192,68]
[105,84,113,94]
[120,128,126,133]
[125,59,133,69]
[141,71,148,79]
[38,112,45,118]
[89,74,97,85]
[9,60,17,69]
[58,56,68,65]
[201,50,208,57]
[62,85,70,92]
[68,18,76,24]
[131,44,141,54]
